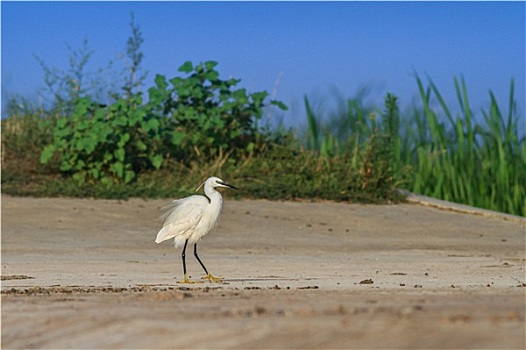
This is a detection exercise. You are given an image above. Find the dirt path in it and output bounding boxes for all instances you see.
[1,196,525,348]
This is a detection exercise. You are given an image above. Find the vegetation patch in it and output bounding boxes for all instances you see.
[2,14,524,216]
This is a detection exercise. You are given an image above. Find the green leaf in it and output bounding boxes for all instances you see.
[169,77,183,86]
[136,139,147,151]
[40,145,56,164]
[179,61,193,73]
[178,87,191,98]
[115,115,128,127]
[150,154,163,169]
[233,88,247,99]
[73,98,92,117]
[130,108,147,124]
[77,137,97,153]
[124,170,135,183]
[205,61,218,70]
[252,91,268,104]
[148,87,162,105]
[118,133,131,148]
[111,162,124,178]
[205,70,219,81]
[195,62,204,73]
[103,152,113,163]
[56,117,68,128]
[134,94,144,105]
[143,118,159,132]
[114,148,125,162]
[155,74,167,89]
[270,100,288,111]
[227,78,241,86]
[89,168,100,179]
[94,107,106,120]
[73,159,86,170]
[60,162,73,172]
[171,131,185,145]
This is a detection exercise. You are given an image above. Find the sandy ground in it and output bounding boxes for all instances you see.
[1,195,525,349]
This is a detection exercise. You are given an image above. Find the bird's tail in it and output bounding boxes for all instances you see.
[155,226,170,244]
[154,225,187,248]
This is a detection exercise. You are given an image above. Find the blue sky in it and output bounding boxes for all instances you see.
[2,1,525,126]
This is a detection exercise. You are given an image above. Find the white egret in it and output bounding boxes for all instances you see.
[155,176,237,283]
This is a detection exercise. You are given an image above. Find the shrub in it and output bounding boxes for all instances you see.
[40,61,286,184]
[148,60,287,162]
[40,94,163,184]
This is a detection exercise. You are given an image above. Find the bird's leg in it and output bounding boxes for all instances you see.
[194,244,224,283]
[178,239,202,284]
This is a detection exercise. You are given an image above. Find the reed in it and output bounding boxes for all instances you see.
[410,76,524,216]
[301,77,525,216]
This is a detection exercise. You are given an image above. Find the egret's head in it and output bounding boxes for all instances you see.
[197,176,238,192]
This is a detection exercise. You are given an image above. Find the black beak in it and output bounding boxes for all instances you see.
[219,181,238,190]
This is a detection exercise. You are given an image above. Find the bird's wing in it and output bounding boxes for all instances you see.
[155,196,208,244]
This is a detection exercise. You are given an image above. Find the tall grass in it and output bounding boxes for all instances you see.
[406,76,525,216]
[303,76,525,216]
[304,94,377,157]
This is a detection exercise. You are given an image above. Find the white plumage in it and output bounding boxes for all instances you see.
[155,195,221,247]
[155,176,237,284]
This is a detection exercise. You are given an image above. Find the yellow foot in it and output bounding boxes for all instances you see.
[201,273,224,283]
[178,274,203,284]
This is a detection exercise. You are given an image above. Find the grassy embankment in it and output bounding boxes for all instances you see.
[2,77,524,216]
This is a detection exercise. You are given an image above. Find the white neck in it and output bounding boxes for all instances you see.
[204,186,222,204]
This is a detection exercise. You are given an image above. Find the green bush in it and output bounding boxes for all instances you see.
[148,60,286,161]
[40,94,163,184]
[40,61,286,184]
